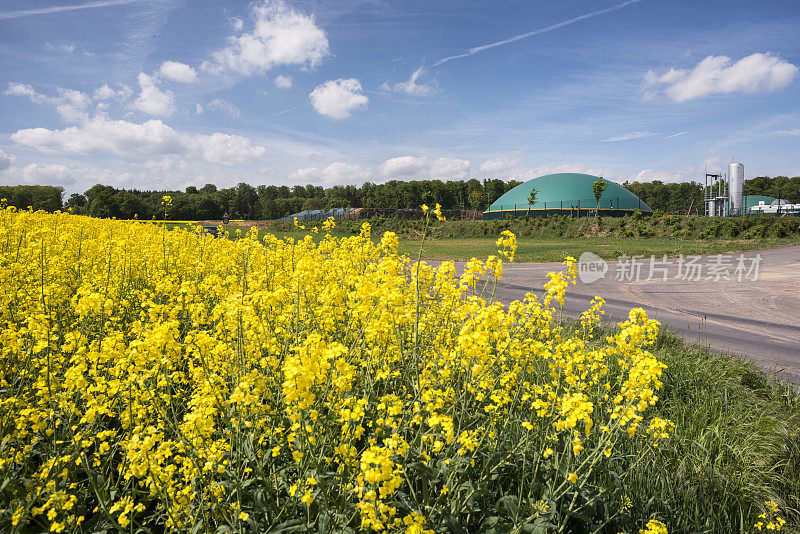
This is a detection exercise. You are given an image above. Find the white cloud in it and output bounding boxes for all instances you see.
[632,158,727,183]
[133,73,175,116]
[378,156,470,180]
[0,148,12,170]
[231,17,244,31]
[644,53,799,102]
[54,89,91,122]
[20,163,75,185]
[208,98,241,118]
[516,164,619,182]
[772,128,800,136]
[159,60,198,83]
[478,152,521,175]
[290,162,371,184]
[382,67,436,96]
[197,133,265,165]
[94,83,131,101]
[274,74,292,88]
[603,131,655,142]
[12,115,189,158]
[203,0,330,76]
[10,115,265,166]
[378,156,427,177]
[195,103,204,114]
[5,83,90,122]
[43,41,94,56]
[309,78,368,119]
[5,82,39,99]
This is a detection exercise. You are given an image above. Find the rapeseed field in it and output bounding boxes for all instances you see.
[1,206,777,533]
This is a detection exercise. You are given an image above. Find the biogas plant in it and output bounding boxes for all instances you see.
[483,173,653,219]
[482,167,799,220]
[705,162,800,217]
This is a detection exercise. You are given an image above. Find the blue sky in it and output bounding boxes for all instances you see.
[1,0,798,194]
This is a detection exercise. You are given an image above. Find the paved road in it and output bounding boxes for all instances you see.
[466,245,800,384]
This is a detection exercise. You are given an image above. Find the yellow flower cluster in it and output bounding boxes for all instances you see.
[639,519,669,534]
[0,207,674,532]
[754,500,786,531]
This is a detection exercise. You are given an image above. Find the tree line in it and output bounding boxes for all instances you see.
[623,175,800,214]
[2,176,798,220]
[58,180,520,220]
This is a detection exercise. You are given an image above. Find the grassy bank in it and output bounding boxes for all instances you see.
[244,229,796,263]
[209,213,800,262]
[396,236,795,263]
[593,327,800,532]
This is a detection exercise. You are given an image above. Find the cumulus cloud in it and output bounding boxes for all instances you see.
[603,131,655,142]
[203,0,330,76]
[5,82,90,122]
[53,89,92,122]
[133,73,175,116]
[644,53,798,102]
[12,116,189,158]
[10,115,266,165]
[196,133,266,165]
[159,60,198,83]
[478,152,521,175]
[309,79,368,119]
[274,74,292,88]
[382,68,436,96]
[94,83,131,101]
[208,98,241,118]
[0,148,13,170]
[378,156,470,180]
[5,82,38,99]
[20,163,75,185]
[290,162,371,184]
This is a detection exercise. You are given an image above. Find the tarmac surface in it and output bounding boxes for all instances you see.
[457,244,800,384]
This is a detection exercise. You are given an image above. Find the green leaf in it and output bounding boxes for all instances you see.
[497,495,519,518]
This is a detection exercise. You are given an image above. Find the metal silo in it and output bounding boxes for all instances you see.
[729,163,744,215]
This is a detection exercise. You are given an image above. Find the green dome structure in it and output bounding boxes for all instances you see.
[483,173,653,219]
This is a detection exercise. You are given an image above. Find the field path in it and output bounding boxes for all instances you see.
[457,244,800,384]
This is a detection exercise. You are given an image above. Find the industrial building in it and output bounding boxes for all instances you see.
[705,163,800,216]
[483,173,653,219]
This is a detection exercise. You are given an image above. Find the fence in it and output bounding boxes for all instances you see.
[483,197,652,220]
[281,207,483,222]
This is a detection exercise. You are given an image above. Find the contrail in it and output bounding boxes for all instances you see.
[433,0,644,67]
[0,0,141,21]
[665,131,687,139]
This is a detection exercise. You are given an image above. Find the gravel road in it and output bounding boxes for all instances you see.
[459,244,800,384]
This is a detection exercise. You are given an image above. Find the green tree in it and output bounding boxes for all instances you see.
[526,187,538,217]
[593,178,608,217]
[468,189,484,210]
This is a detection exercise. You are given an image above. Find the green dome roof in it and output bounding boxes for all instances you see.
[487,173,652,213]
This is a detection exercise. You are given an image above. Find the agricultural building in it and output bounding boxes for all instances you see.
[483,173,653,219]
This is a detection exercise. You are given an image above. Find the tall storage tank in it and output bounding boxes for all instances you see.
[729,163,744,215]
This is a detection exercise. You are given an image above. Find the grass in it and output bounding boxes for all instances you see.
[227,226,797,263]
[579,325,800,533]
[167,213,800,263]
[395,236,796,263]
